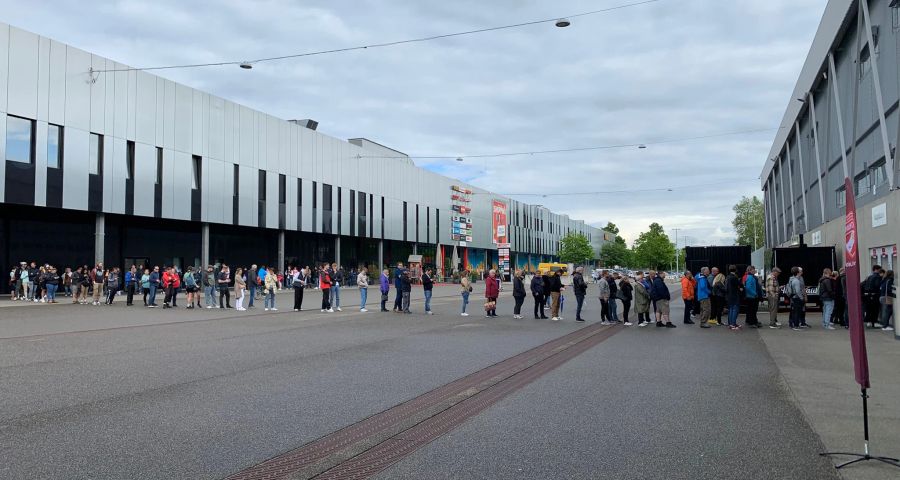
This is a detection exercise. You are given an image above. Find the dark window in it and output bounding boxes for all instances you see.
[415,204,420,243]
[350,189,356,236]
[436,209,439,245]
[312,182,317,207]
[312,181,318,231]
[322,183,332,234]
[381,196,385,239]
[89,133,103,175]
[297,178,302,206]
[403,201,408,242]
[5,115,34,164]
[278,174,286,203]
[337,187,342,235]
[258,170,266,200]
[369,194,374,238]
[358,191,366,238]
[156,147,163,185]
[233,164,239,195]
[191,155,201,190]
[47,124,63,169]
[126,141,135,180]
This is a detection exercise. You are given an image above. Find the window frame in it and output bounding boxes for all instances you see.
[89,133,103,175]
[5,115,36,164]
[47,124,63,169]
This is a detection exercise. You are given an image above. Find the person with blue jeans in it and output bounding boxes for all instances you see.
[422,268,434,314]
[357,267,369,312]
[393,263,405,311]
[606,273,619,322]
[818,268,836,330]
[725,265,742,330]
[247,265,258,308]
[380,269,390,312]
[45,266,60,303]
[461,271,472,316]
[204,265,217,308]
[148,266,160,307]
[263,267,277,311]
[331,264,343,311]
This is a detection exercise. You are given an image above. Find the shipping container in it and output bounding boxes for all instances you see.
[772,246,837,306]
[684,246,753,277]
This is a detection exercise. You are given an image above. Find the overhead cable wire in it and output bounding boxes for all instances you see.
[485,178,759,197]
[91,0,662,73]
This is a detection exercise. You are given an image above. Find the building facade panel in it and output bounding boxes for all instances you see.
[6,27,39,120]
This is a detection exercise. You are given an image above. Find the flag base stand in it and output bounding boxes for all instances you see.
[820,389,900,470]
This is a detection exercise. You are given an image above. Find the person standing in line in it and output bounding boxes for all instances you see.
[330,263,344,312]
[320,264,333,312]
[818,268,836,330]
[711,267,726,326]
[422,268,434,315]
[530,271,546,319]
[879,270,894,331]
[681,270,696,325]
[216,264,231,309]
[90,262,105,306]
[786,266,807,331]
[161,266,174,309]
[832,270,845,327]
[263,266,277,311]
[483,269,500,318]
[71,267,83,304]
[204,265,217,309]
[123,265,135,306]
[292,266,306,312]
[45,266,60,303]
[863,265,884,328]
[597,271,611,324]
[606,272,619,323]
[246,265,258,308]
[358,266,370,312]
[765,268,781,329]
[548,269,563,321]
[512,269,527,319]
[724,265,742,330]
[839,267,849,327]
[183,266,198,309]
[172,266,182,307]
[619,276,633,325]
[401,269,413,314]
[140,268,151,306]
[380,268,391,312]
[148,266,160,307]
[634,271,651,327]
[62,267,72,297]
[104,267,119,305]
[743,266,762,328]
[541,270,552,311]
[572,267,587,322]
[460,270,473,317]
[696,267,712,328]
[393,262,405,312]
[651,271,675,328]
[234,267,247,311]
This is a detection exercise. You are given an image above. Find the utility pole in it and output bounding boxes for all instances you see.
[673,228,680,273]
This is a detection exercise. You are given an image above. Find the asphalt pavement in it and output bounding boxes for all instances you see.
[0,281,875,479]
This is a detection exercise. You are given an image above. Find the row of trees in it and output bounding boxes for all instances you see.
[559,222,676,270]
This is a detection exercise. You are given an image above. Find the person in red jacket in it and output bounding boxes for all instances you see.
[319,263,333,312]
[161,267,173,308]
[484,269,500,318]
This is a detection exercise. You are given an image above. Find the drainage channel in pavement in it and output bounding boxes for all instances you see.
[225,322,620,480]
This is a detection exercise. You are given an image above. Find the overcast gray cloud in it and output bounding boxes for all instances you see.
[1,0,826,245]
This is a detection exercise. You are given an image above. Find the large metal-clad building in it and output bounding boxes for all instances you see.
[0,21,608,288]
[762,0,899,272]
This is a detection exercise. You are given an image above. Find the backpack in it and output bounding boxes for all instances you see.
[184,273,196,288]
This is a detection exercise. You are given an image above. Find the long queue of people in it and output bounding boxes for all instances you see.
[677,264,895,332]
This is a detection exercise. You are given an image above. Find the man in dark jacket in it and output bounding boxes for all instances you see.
[651,272,674,328]
[606,273,619,322]
[400,269,412,314]
[246,265,258,309]
[422,268,434,315]
[572,267,588,322]
[863,266,883,328]
[818,268,835,330]
[394,262,405,312]
[541,271,552,310]
[549,270,563,321]
[724,265,742,329]
[531,272,547,319]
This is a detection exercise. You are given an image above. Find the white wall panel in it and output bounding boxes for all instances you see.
[0,23,8,113]
[112,64,130,139]
[301,178,312,232]
[174,84,192,153]
[240,165,256,226]
[133,142,156,217]
[155,78,165,147]
[163,80,176,150]
[223,161,234,224]
[33,120,47,206]
[62,127,89,210]
[89,56,108,135]
[46,40,66,125]
[239,106,253,167]
[7,27,39,119]
[209,96,224,160]
[206,158,225,224]
[135,71,156,144]
[256,112,266,171]
[126,69,137,140]
[63,46,91,134]
[36,36,50,121]
[109,137,127,214]
[341,186,350,235]
[191,90,203,155]
[286,175,297,230]
[160,148,175,218]
[266,171,278,228]
[314,180,322,233]
[170,151,191,220]
[0,115,4,199]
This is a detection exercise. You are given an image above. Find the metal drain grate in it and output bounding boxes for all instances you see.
[226,323,619,480]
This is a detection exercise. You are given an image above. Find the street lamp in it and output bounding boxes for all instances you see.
[555,18,571,27]
[239,62,253,70]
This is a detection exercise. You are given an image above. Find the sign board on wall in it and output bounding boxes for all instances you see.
[872,203,887,228]
[492,200,508,245]
[811,231,822,246]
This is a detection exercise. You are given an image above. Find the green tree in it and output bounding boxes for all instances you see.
[604,222,621,237]
[633,222,676,270]
[600,241,633,267]
[732,196,764,250]
[559,232,595,265]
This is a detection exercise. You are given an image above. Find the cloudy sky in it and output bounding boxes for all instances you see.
[3,0,826,245]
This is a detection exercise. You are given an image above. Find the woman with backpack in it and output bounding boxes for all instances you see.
[264,266,278,311]
[183,266,198,309]
[618,276,634,325]
[105,267,120,305]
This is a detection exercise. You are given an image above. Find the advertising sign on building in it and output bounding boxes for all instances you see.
[492,200,508,245]
[498,242,511,275]
[872,203,887,228]
[451,185,474,244]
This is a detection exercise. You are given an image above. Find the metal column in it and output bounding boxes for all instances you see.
[94,213,105,265]
[808,94,828,223]
[860,0,896,190]
[794,122,810,230]
[778,158,788,240]
[201,223,210,268]
[378,240,384,271]
[334,236,341,266]
[278,230,285,272]
[828,53,852,179]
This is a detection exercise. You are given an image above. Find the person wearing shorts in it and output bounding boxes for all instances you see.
[651,271,675,328]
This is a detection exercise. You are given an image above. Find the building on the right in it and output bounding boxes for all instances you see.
[762,0,898,272]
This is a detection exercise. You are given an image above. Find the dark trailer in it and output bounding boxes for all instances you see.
[684,246,753,277]
[772,246,837,306]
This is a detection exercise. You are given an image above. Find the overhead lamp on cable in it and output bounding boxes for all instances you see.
[555,18,571,27]
[239,62,253,70]
[638,144,647,149]
[456,157,464,162]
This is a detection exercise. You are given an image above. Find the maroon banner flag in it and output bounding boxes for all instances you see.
[844,177,870,389]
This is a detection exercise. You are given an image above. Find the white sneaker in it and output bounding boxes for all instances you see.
[638,322,648,327]
[271,308,277,311]
[825,325,836,330]
[624,322,634,326]
[264,308,269,311]
[600,321,611,326]
[461,312,469,316]
[321,309,326,312]
[427,311,434,315]
[551,317,559,321]
[206,305,213,309]
[327,308,334,312]
[883,326,894,331]
[361,308,368,312]
[336,307,342,311]
[294,309,299,312]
